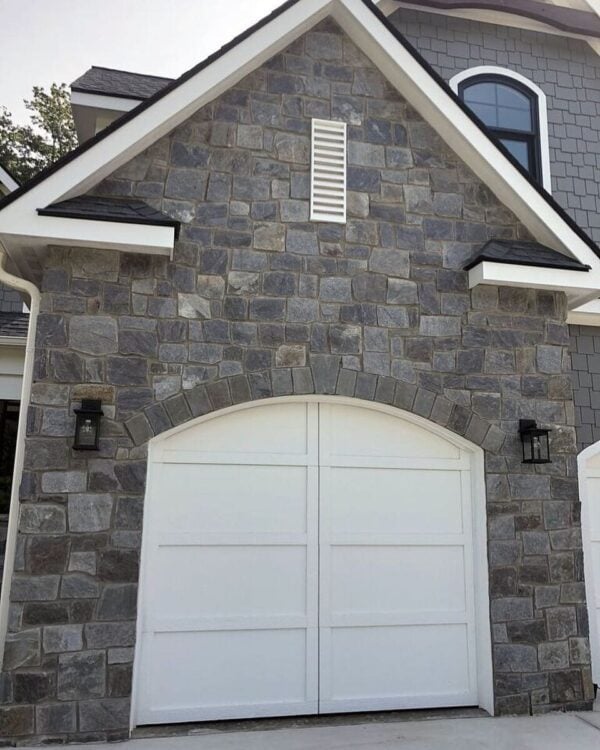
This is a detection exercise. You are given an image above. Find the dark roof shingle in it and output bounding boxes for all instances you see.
[71,66,173,100]
[38,195,180,238]
[0,312,29,338]
[464,239,591,272]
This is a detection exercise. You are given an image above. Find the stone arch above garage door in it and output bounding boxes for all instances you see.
[123,365,506,455]
[133,396,493,724]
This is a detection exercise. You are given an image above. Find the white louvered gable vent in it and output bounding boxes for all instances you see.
[310,118,347,223]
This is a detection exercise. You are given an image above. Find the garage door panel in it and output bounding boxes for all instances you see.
[135,400,482,725]
[154,464,309,534]
[150,546,308,619]
[329,546,467,616]
[139,628,316,721]
[322,404,460,461]
[161,402,311,456]
[323,624,472,704]
[327,467,463,535]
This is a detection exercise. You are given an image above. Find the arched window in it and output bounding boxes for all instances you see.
[450,67,551,192]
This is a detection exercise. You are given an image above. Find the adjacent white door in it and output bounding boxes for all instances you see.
[134,398,486,726]
[579,446,600,684]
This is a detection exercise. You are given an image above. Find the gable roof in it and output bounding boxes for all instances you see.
[71,66,173,100]
[1,0,600,302]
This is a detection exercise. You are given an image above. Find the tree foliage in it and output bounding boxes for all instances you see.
[0,83,77,184]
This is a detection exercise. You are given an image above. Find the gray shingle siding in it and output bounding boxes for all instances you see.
[0,283,23,313]
[569,324,600,450]
[389,8,600,244]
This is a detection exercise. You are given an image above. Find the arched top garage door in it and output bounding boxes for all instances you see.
[132,397,492,726]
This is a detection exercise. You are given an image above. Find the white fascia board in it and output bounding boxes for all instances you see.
[567,298,600,325]
[0,166,18,194]
[70,91,142,113]
[1,215,174,256]
[468,261,598,299]
[0,0,599,284]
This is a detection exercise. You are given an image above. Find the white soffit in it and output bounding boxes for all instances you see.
[0,0,599,288]
[567,299,600,325]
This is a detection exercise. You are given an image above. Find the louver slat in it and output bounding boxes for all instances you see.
[310,118,346,222]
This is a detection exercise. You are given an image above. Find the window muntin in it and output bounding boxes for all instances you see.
[458,75,541,184]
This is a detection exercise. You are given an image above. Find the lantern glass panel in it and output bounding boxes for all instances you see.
[76,414,99,448]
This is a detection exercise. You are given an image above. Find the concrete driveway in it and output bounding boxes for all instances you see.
[70,709,600,750]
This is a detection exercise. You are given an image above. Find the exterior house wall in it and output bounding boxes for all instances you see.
[389,8,600,245]
[0,284,23,314]
[0,19,592,742]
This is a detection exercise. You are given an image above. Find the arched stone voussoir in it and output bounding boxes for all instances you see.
[129,365,498,452]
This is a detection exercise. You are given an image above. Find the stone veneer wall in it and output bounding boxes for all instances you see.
[0,19,593,743]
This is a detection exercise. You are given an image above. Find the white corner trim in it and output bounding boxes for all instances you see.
[0,165,18,194]
[70,90,143,114]
[449,66,552,194]
[567,298,600,325]
[1,214,175,256]
[468,261,598,300]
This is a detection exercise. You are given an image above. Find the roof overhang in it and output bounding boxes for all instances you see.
[1,0,600,296]
[2,213,175,258]
[468,261,600,308]
[567,299,600,326]
[70,90,142,144]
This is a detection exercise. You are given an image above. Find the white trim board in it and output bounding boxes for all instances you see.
[0,0,599,290]
[0,166,18,194]
[449,66,552,194]
[70,90,142,114]
[468,262,598,308]
[567,299,600,325]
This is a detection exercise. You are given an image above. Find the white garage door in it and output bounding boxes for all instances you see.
[134,399,484,725]
[579,448,600,684]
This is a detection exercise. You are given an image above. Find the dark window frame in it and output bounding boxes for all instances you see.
[458,74,543,186]
[0,400,20,515]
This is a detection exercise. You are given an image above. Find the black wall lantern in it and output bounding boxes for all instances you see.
[73,399,103,451]
[519,419,551,464]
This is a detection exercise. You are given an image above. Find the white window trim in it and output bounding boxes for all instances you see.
[449,66,552,194]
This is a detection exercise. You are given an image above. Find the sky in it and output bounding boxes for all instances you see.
[0,0,284,124]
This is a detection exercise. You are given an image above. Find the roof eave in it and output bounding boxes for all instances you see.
[468,260,600,308]
[1,214,175,257]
